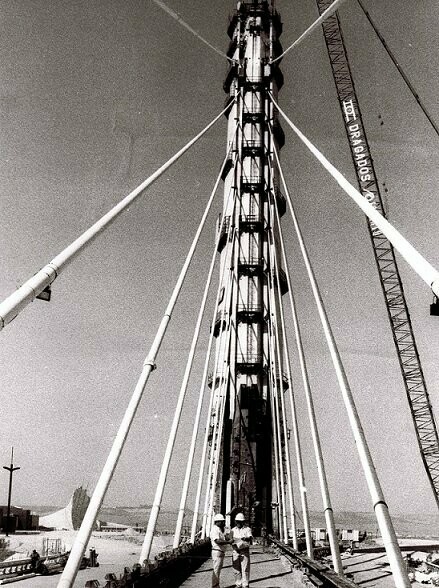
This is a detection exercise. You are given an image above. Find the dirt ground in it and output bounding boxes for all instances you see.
[1,529,171,587]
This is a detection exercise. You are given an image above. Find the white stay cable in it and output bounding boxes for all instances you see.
[62,194,215,581]
[266,261,288,544]
[272,248,303,552]
[266,202,296,545]
[193,225,238,540]
[174,170,239,547]
[207,372,230,525]
[268,155,314,556]
[0,102,234,332]
[267,159,300,551]
[266,330,283,540]
[206,238,239,530]
[201,95,244,537]
[268,100,410,588]
[270,144,343,573]
[173,134,241,548]
[57,121,232,588]
[201,392,224,538]
[272,222,314,557]
[201,316,233,538]
[205,348,233,535]
[268,196,312,556]
[269,0,349,64]
[269,92,439,297]
[200,229,237,538]
[268,263,289,545]
[139,148,236,564]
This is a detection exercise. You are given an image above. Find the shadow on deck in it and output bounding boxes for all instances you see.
[180,546,294,587]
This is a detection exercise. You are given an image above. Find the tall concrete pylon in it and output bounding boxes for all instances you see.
[207,0,289,537]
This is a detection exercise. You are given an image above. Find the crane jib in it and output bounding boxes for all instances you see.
[316,0,439,513]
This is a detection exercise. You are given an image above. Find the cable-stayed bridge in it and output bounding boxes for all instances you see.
[1,1,439,587]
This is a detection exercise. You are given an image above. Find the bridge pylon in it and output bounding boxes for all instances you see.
[203,0,293,541]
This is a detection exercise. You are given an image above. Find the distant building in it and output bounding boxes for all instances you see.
[0,506,39,533]
[341,529,360,542]
[313,528,327,542]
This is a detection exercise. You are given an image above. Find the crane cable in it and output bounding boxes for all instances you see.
[356,0,439,140]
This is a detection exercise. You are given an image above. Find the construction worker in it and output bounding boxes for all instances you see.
[210,513,232,588]
[30,550,41,571]
[231,513,253,588]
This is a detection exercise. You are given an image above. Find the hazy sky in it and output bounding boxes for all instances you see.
[1,0,439,526]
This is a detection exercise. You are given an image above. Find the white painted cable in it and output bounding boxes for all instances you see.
[174,151,239,547]
[0,102,234,332]
[207,377,229,520]
[268,95,411,588]
[265,259,289,543]
[200,230,237,538]
[271,143,343,573]
[266,157,299,550]
[270,93,439,297]
[266,335,283,540]
[271,211,314,557]
[205,236,238,530]
[267,255,290,544]
[199,91,244,538]
[57,108,233,588]
[139,149,236,563]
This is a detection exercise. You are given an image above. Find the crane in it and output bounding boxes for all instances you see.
[315,0,439,509]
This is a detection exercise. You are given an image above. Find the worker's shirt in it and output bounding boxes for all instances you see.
[211,524,226,553]
[231,526,252,552]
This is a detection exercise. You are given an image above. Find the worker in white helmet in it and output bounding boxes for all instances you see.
[231,512,253,588]
[211,513,232,588]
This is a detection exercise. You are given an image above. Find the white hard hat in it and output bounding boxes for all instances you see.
[235,513,245,521]
[213,513,225,522]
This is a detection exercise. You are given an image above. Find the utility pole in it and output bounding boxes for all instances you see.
[3,447,20,536]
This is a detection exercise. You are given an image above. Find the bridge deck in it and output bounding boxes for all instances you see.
[181,546,294,587]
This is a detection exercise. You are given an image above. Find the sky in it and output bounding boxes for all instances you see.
[0,0,439,526]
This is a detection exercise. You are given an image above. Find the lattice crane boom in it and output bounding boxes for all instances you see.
[315,0,439,509]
